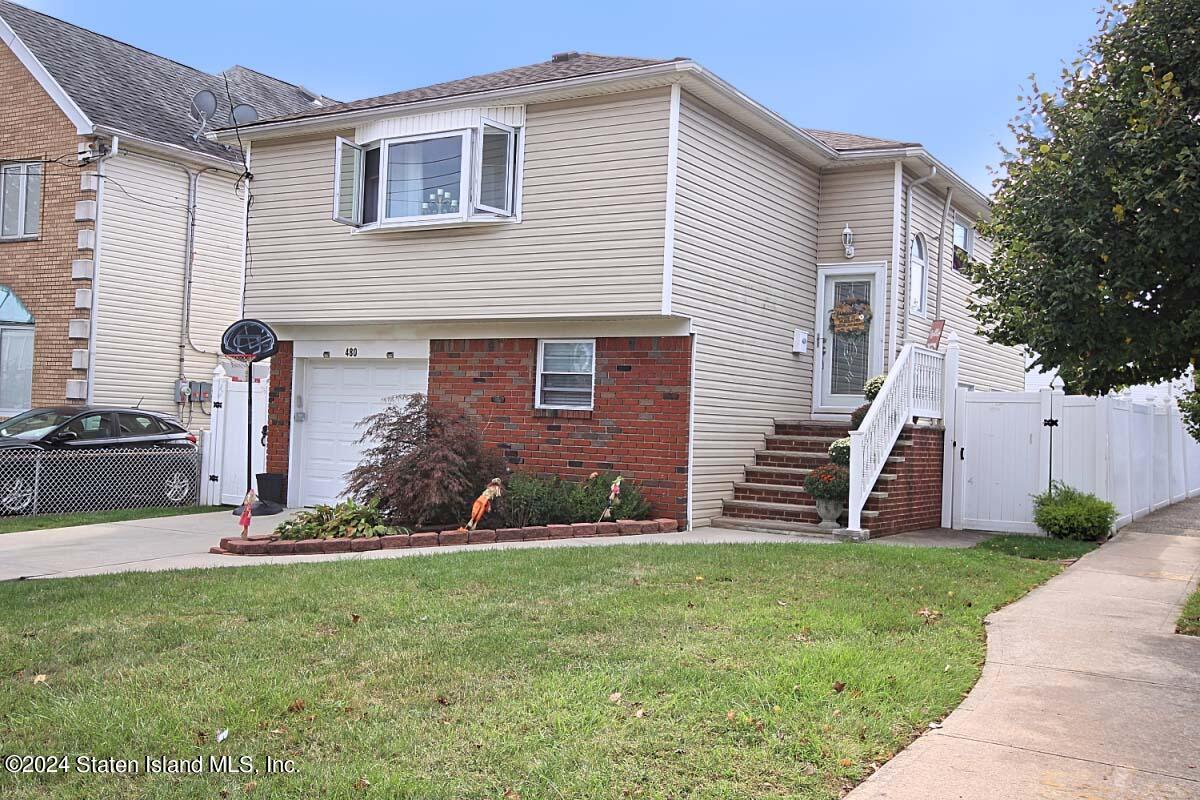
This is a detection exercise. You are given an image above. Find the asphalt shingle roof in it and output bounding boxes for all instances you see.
[800,128,918,151]
[0,0,332,163]
[236,53,680,127]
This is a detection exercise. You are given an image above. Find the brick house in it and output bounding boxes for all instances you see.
[213,52,1026,535]
[0,1,327,426]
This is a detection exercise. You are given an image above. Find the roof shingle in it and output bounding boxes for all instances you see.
[0,0,332,162]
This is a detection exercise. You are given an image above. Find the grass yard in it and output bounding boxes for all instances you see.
[1177,588,1200,636]
[973,535,1100,561]
[0,544,1057,799]
[0,505,229,535]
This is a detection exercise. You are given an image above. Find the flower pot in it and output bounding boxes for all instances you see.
[814,498,845,530]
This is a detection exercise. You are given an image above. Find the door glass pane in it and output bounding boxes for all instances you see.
[0,327,33,410]
[479,124,511,212]
[22,165,40,235]
[829,279,872,396]
[386,136,462,218]
[1,168,19,238]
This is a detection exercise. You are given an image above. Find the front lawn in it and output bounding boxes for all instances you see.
[1178,588,1200,636]
[0,544,1057,799]
[0,505,229,535]
[973,535,1100,561]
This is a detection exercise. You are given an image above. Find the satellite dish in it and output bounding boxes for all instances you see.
[189,89,218,122]
[231,103,259,126]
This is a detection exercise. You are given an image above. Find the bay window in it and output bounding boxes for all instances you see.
[0,162,42,240]
[536,340,595,410]
[333,117,518,229]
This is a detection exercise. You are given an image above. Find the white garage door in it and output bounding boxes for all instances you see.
[297,359,428,506]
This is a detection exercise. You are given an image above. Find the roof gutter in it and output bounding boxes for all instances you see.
[208,60,841,164]
[836,146,990,216]
[94,125,243,172]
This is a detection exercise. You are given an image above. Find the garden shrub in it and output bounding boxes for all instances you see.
[863,374,887,403]
[275,499,405,540]
[849,403,871,431]
[828,437,851,467]
[345,393,507,527]
[1032,482,1117,541]
[804,463,850,501]
[494,472,652,528]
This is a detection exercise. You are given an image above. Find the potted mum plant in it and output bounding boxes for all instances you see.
[804,463,849,529]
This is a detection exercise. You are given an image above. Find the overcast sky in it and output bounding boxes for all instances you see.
[26,0,1101,192]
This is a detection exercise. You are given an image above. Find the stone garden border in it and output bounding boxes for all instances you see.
[211,519,680,556]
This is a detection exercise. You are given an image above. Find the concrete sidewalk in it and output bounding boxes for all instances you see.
[849,502,1200,799]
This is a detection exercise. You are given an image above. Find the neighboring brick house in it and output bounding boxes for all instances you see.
[0,1,327,425]
[218,52,1025,535]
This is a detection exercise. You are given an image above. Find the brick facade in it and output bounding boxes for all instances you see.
[428,336,692,522]
[867,426,944,536]
[265,340,294,491]
[0,43,93,408]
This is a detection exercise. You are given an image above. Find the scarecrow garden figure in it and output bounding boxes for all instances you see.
[464,478,504,531]
[598,474,623,523]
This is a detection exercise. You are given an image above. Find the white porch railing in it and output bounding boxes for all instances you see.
[846,332,959,533]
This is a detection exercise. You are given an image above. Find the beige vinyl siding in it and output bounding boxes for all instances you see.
[901,175,1024,390]
[816,165,895,263]
[670,93,820,526]
[92,151,243,423]
[243,88,671,323]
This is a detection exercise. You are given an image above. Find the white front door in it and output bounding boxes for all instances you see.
[296,358,428,506]
[815,265,886,412]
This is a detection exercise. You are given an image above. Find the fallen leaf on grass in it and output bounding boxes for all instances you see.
[503,790,521,800]
[287,698,306,713]
[839,758,853,768]
[353,777,370,790]
[633,708,645,719]
[832,681,846,693]
[609,692,623,703]
[350,613,361,625]
[436,695,450,706]
[242,780,256,793]
[917,607,942,623]
[694,575,704,583]
[32,674,46,684]
[726,710,736,721]
[777,600,788,606]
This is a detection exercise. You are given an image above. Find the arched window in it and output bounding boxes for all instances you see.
[0,286,34,415]
[909,234,928,316]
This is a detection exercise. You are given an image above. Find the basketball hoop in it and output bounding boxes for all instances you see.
[221,319,283,522]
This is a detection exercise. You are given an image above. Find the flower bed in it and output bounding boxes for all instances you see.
[210,519,681,556]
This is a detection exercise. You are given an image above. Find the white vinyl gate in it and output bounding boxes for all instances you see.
[200,367,268,506]
[950,389,1200,533]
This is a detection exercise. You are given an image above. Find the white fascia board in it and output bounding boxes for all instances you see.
[836,147,992,219]
[94,126,243,173]
[0,18,93,135]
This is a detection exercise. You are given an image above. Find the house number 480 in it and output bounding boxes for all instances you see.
[344,347,358,357]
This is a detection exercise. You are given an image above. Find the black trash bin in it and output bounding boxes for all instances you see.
[256,472,286,506]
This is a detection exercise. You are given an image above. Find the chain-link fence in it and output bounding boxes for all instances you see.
[0,447,202,516]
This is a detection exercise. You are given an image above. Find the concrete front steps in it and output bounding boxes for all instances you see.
[714,420,913,536]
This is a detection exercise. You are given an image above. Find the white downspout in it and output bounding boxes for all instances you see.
[933,187,954,320]
[900,166,936,346]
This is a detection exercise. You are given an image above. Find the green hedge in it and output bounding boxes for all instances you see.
[1032,482,1116,541]
[494,472,652,528]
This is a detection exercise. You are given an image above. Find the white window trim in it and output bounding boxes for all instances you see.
[909,233,929,318]
[535,338,596,411]
[473,117,516,217]
[332,137,362,226]
[376,129,472,227]
[953,214,974,257]
[0,323,34,418]
[0,162,41,241]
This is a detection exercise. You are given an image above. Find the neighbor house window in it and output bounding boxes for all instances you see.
[333,118,518,229]
[0,162,42,240]
[0,285,34,416]
[952,215,973,271]
[536,339,595,410]
[909,233,928,315]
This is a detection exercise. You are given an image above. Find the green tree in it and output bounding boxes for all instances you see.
[970,0,1200,395]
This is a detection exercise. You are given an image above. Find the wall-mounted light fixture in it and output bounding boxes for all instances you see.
[842,224,855,258]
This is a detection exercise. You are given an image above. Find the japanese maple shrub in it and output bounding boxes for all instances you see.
[345,393,506,527]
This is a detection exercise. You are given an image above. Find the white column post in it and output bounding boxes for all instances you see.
[847,429,865,534]
[940,332,960,528]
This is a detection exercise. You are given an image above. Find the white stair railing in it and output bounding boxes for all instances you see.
[846,333,958,534]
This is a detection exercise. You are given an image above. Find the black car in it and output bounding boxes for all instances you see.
[0,407,199,514]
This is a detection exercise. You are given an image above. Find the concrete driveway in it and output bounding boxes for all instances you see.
[849,502,1200,799]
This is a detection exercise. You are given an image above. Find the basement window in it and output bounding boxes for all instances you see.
[536,339,595,410]
[333,118,518,229]
[0,162,42,240]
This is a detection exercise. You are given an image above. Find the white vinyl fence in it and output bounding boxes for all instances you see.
[200,365,268,506]
[950,389,1200,533]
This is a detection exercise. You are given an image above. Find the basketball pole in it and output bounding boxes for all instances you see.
[246,359,253,498]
